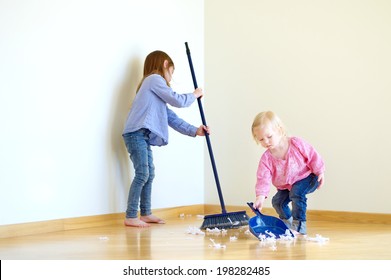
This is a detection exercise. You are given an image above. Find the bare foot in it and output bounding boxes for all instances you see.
[140,214,165,224]
[124,218,151,228]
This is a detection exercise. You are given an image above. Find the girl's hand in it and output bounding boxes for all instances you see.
[254,195,266,210]
[317,173,325,189]
[196,125,210,136]
[194,88,203,99]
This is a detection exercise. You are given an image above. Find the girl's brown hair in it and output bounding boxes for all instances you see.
[136,50,174,92]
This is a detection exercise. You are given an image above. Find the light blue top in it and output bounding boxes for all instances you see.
[122,74,198,146]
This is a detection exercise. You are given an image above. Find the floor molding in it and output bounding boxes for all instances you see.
[0,205,204,239]
[204,204,391,225]
[1,204,390,239]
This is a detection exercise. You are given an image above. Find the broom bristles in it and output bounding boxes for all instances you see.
[201,211,249,229]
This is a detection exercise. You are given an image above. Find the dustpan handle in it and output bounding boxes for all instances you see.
[185,42,227,214]
[247,202,264,217]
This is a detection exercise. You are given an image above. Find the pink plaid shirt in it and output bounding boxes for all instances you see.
[255,137,325,197]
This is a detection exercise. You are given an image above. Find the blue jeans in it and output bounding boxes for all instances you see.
[123,129,155,219]
[272,173,319,222]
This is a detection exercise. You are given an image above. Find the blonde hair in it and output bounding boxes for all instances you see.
[251,111,286,144]
[136,50,174,92]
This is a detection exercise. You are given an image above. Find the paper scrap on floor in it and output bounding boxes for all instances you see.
[209,238,226,249]
[185,226,205,235]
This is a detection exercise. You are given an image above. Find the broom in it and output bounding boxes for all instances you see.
[185,42,249,229]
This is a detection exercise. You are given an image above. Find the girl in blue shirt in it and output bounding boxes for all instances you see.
[122,50,208,227]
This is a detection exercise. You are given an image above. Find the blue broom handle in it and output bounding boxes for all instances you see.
[185,42,227,214]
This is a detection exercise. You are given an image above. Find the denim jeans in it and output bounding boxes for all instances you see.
[123,129,155,218]
[272,173,319,232]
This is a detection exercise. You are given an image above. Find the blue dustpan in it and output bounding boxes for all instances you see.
[247,202,294,239]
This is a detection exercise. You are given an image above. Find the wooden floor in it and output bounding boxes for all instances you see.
[1,214,391,260]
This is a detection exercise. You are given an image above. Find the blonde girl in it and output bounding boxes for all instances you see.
[251,111,325,235]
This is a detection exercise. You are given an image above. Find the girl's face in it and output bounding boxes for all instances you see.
[253,123,283,150]
[163,60,174,83]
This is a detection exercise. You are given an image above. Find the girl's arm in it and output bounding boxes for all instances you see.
[167,107,198,136]
[168,108,209,136]
[255,155,273,203]
[151,75,197,108]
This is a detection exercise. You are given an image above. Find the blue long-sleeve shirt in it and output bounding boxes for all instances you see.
[122,74,198,146]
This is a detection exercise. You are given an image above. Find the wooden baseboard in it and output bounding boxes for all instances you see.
[0,205,205,239]
[0,213,123,239]
[203,204,391,224]
[306,209,391,225]
[1,204,390,239]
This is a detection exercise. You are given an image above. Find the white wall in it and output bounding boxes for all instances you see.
[205,0,391,214]
[0,0,205,225]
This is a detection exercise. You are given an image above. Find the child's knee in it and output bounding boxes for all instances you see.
[135,170,153,184]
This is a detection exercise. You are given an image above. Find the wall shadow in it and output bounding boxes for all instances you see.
[106,55,142,212]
